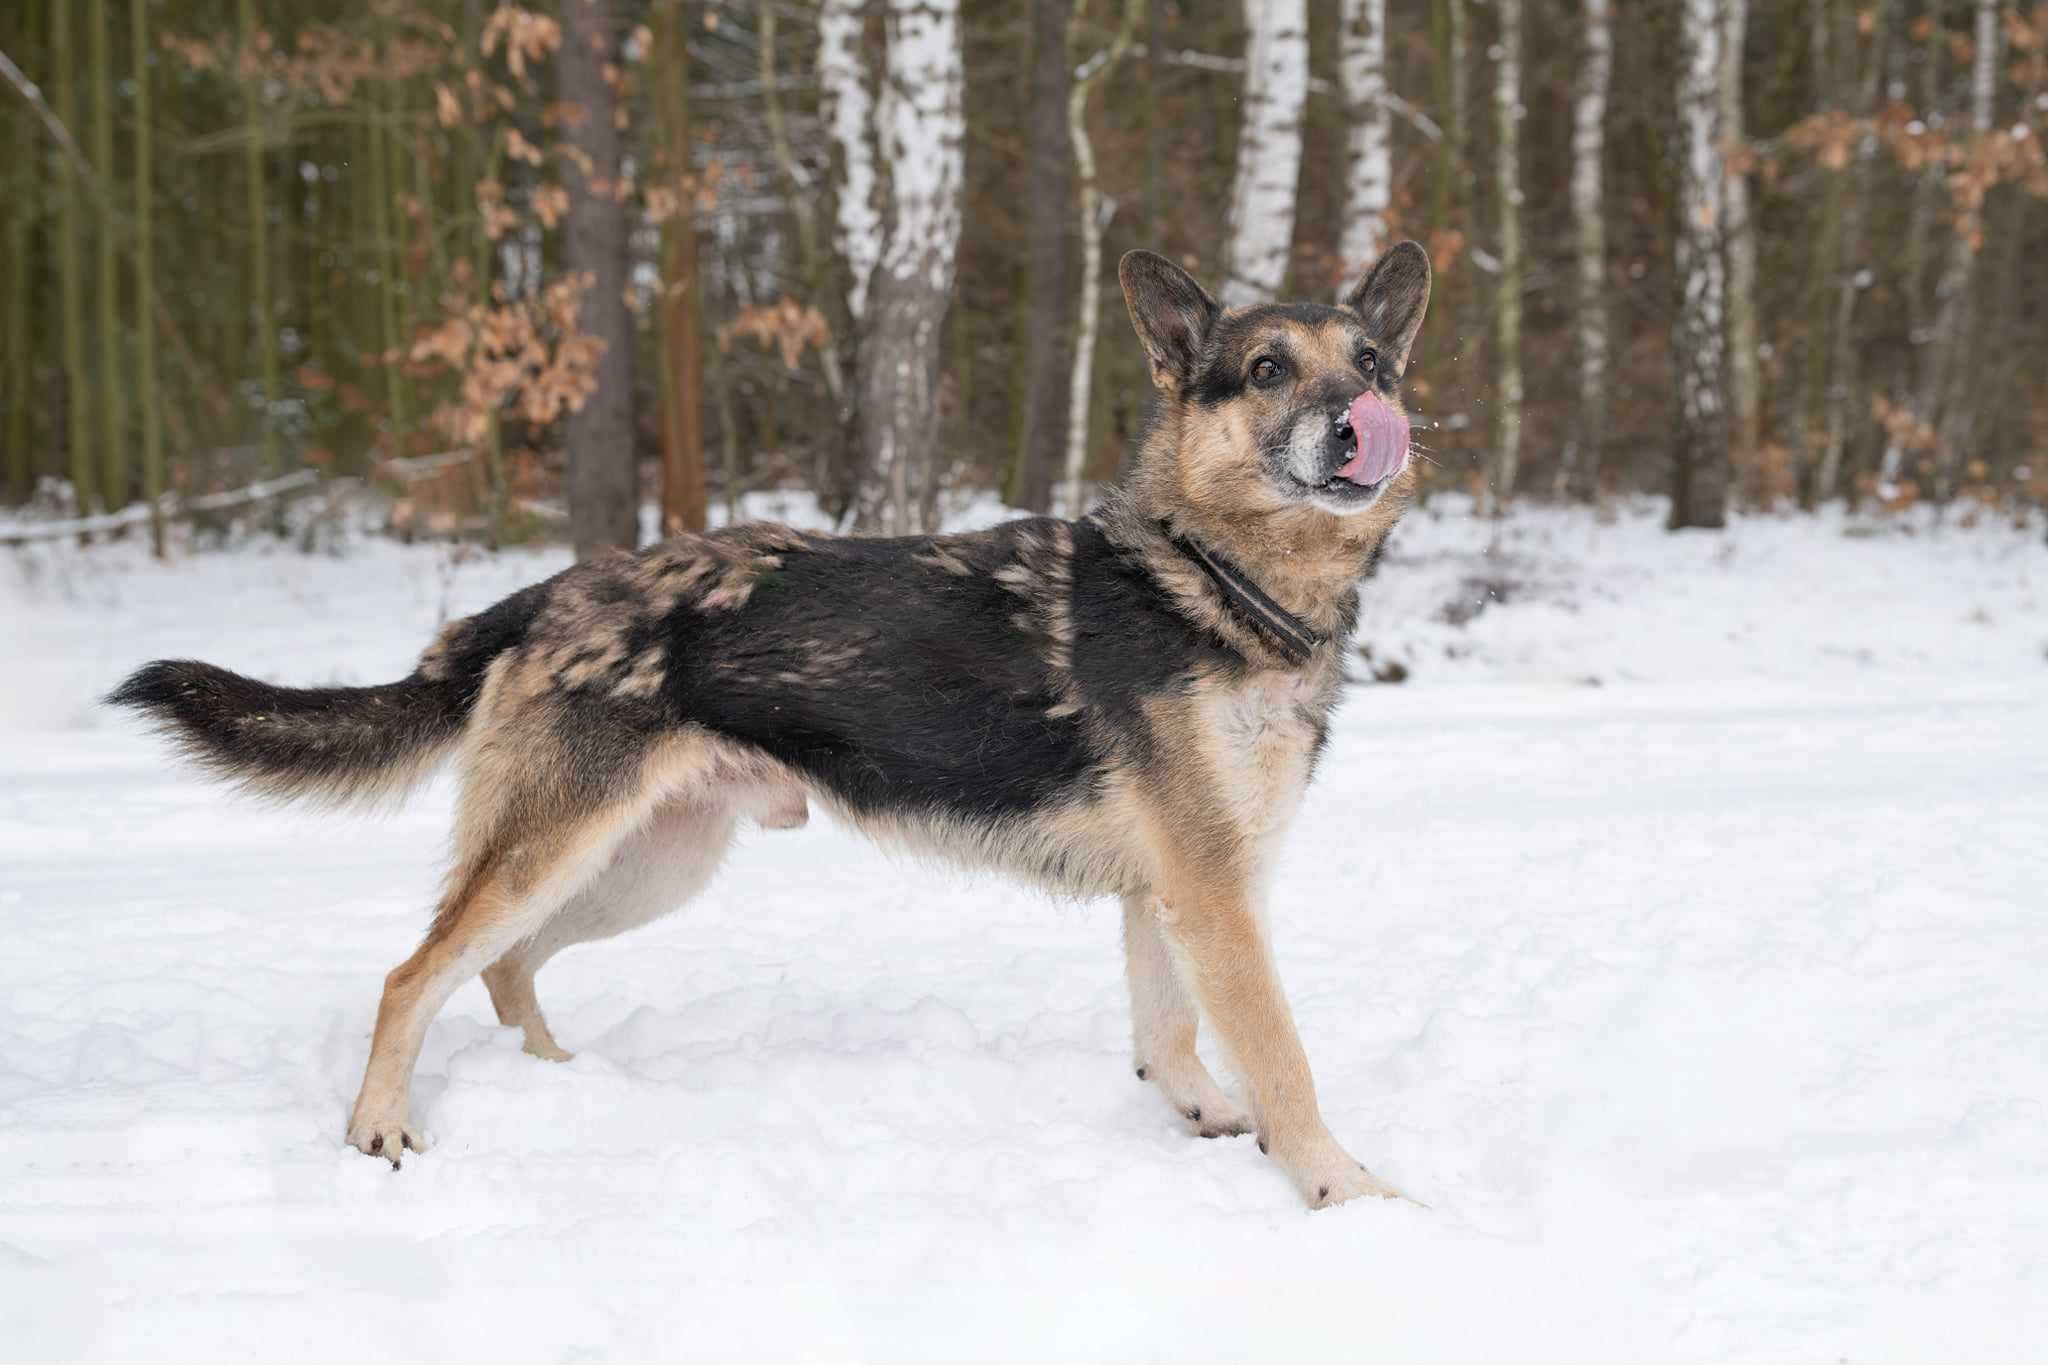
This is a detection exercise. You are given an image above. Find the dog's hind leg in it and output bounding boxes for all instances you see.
[481,799,739,1063]
[344,794,654,1164]
[1122,893,1254,1139]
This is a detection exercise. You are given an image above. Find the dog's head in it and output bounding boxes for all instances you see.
[1118,244,1431,522]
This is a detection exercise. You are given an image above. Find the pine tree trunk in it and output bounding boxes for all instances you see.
[367,90,407,445]
[4,2,34,503]
[655,0,706,536]
[238,0,279,475]
[1014,0,1074,514]
[1560,0,1610,501]
[851,0,964,534]
[1218,0,1306,307]
[1432,0,1470,226]
[1490,0,1523,513]
[1720,0,1760,497]
[55,0,94,512]
[1670,0,1729,530]
[132,0,163,553]
[1336,0,1390,285]
[560,0,639,556]
[91,0,126,510]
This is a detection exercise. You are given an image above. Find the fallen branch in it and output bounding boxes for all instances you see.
[0,470,321,545]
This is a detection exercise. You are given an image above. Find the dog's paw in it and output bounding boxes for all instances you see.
[1268,1131,1409,1209]
[1135,1055,1255,1139]
[1182,1098,1256,1140]
[345,1111,425,1168]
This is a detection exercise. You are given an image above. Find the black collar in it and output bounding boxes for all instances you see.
[1162,522,1325,666]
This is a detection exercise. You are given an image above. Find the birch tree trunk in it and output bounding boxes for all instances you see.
[852,0,964,535]
[1719,0,1761,495]
[1336,0,1390,285]
[1489,0,1523,513]
[1670,0,1729,530]
[1060,0,1140,517]
[1217,0,1306,307]
[1560,0,1610,501]
[560,0,639,556]
[1015,0,1074,514]
[818,0,879,517]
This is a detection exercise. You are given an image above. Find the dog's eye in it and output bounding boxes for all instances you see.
[1250,356,1285,386]
[1356,348,1378,376]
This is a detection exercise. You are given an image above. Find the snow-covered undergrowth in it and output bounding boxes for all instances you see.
[3,496,2044,1362]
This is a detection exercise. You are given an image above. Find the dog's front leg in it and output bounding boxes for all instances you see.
[1150,869,1402,1209]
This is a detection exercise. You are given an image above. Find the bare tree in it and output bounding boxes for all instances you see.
[1812,0,1892,507]
[818,0,880,515]
[1061,0,1142,516]
[1670,0,1729,530]
[1560,0,1611,500]
[1015,0,1075,514]
[1336,0,1390,285]
[561,0,638,556]
[1217,0,1306,307]
[1923,0,2001,497]
[1490,0,1524,512]
[655,0,706,536]
[851,0,965,534]
[1720,0,1760,489]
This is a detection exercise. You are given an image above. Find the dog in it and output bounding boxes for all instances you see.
[110,243,1432,1208]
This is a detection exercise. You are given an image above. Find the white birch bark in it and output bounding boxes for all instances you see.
[1720,0,1761,478]
[1061,1,1140,517]
[1560,0,1611,499]
[1489,0,1524,512]
[1671,0,1729,528]
[1218,0,1307,307]
[852,0,965,534]
[819,0,881,322]
[1336,0,1391,286]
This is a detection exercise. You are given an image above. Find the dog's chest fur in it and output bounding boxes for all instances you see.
[1192,666,1332,847]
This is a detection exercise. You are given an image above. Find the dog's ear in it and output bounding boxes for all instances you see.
[1119,251,1220,392]
[1342,241,1432,376]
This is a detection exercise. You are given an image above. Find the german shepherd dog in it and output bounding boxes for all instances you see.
[111,244,1432,1209]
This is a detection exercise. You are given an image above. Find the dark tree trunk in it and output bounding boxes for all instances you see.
[655,0,706,536]
[561,0,639,557]
[1012,0,1074,514]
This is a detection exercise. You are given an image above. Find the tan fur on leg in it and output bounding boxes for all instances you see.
[477,798,740,1065]
[1122,894,1253,1138]
[482,950,573,1062]
[1144,809,1401,1209]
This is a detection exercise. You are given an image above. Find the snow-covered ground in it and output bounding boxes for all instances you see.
[3,497,2044,1363]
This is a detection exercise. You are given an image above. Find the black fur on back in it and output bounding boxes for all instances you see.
[663,517,1237,823]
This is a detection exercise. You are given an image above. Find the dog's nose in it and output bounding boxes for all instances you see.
[1327,408,1355,460]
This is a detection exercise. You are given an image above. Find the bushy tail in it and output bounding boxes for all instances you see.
[107,660,478,808]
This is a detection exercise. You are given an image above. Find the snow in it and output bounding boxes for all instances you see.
[4,497,2045,1362]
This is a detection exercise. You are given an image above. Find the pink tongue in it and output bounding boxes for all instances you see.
[1335,390,1410,487]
